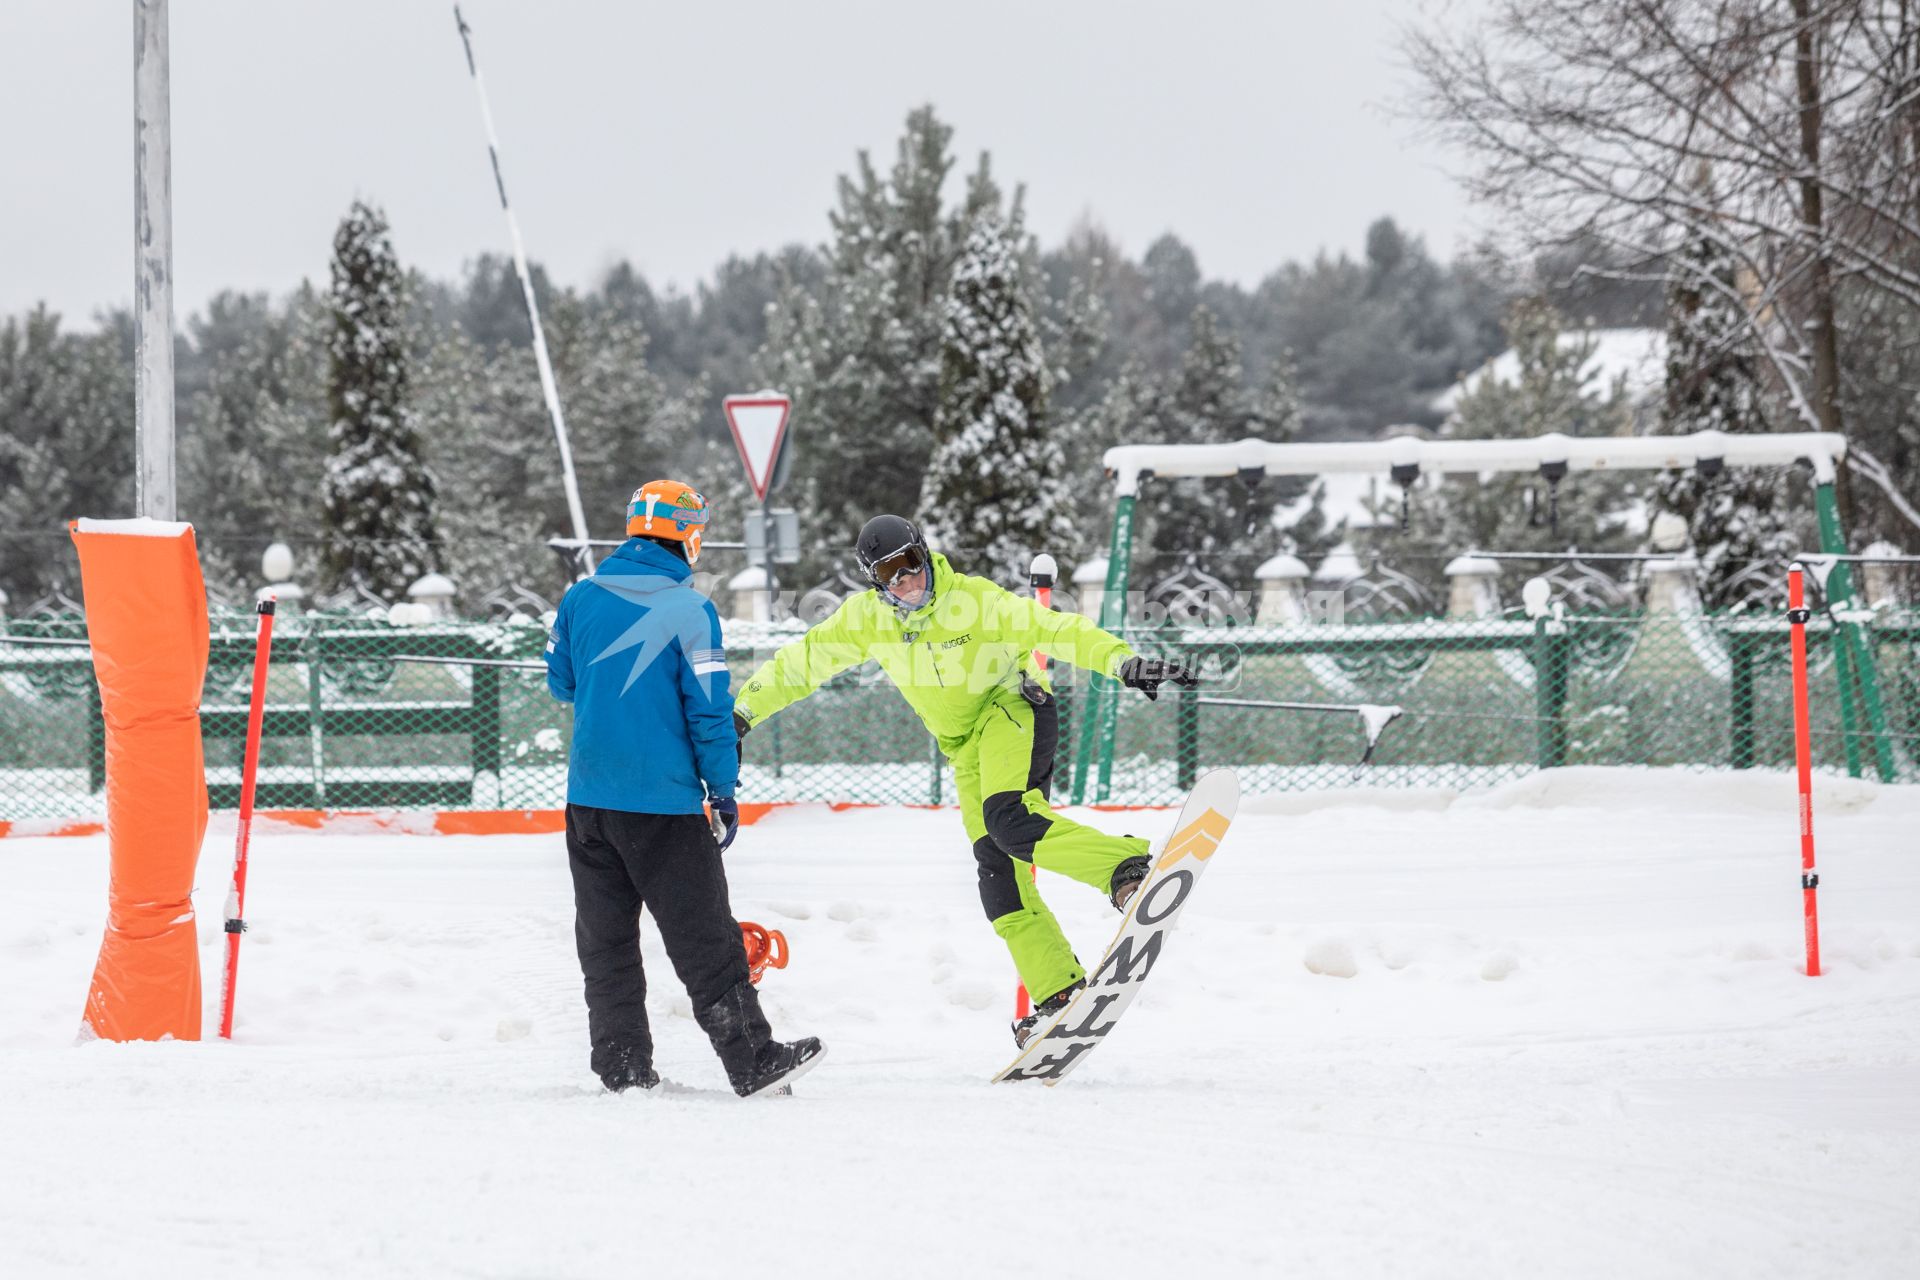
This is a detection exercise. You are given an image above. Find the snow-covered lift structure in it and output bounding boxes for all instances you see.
[1070,430,1897,801]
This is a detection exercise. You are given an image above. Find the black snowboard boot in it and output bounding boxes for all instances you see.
[734,1036,828,1097]
[696,979,826,1098]
[1012,977,1086,1049]
[598,1045,660,1093]
[1109,854,1152,913]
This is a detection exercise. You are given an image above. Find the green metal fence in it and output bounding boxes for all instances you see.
[2,597,1914,824]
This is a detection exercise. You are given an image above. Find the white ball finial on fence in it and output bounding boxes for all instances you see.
[259,541,305,611]
[1650,511,1689,553]
[1521,576,1554,620]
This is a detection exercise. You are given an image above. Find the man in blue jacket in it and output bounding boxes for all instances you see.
[547,478,822,1097]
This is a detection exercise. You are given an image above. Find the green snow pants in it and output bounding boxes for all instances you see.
[948,689,1150,1005]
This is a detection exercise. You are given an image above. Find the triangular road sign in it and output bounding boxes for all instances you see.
[723,393,792,502]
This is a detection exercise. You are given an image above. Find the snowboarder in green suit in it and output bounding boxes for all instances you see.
[732,515,1198,1045]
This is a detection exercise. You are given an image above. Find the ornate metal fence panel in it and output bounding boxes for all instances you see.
[1,600,1914,822]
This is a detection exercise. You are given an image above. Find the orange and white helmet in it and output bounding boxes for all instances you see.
[626,479,709,563]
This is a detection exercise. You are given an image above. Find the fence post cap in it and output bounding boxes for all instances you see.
[1313,543,1364,582]
[1443,555,1501,577]
[1255,553,1309,581]
[407,572,458,600]
[1071,557,1108,584]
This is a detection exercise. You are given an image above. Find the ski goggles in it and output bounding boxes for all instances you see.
[870,544,929,589]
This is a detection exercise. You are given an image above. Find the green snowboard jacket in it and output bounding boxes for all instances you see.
[733,553,1135,751]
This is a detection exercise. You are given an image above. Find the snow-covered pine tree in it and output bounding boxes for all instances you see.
[1144,307,1279,580]
[1251,351,1341,565]
[540,293,669,531]
[757,107,1014,560]
[1651,224,1799,596]
[414,326,551,596]
[1390,299,1638,578]
[321,201,438,600]
[0,307,134,601]
[917,215,1072,581]
[1053,360,1160,562]
[180,288,330,595]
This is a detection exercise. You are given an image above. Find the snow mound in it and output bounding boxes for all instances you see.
[1457,766,1896,815]
[1303,938,1359,978]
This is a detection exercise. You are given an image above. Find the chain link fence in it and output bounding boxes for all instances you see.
[2,565,1915,823]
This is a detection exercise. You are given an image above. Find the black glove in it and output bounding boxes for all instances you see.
[733,710,751,766]
[708,796,740,852]
[1117,656,1199,701]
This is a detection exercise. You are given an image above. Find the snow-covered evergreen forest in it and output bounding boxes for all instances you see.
[5,0,1919,615]
[0,106,1515,606]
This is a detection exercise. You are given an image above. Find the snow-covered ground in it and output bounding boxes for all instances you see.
[4,768,1918,1278]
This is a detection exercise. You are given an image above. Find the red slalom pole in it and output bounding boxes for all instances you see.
[1786,566,1821,977]
[218,597,277,1039]
[1014,554,1059,1022]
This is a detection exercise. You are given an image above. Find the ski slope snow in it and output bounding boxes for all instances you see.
[3,768,1917,1278]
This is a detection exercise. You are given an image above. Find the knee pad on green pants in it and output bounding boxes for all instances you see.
[982,787,1151,895]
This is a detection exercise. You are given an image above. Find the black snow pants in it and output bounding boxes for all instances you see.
[565,804,764,1088]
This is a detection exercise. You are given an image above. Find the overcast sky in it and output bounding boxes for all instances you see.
[0,1,1478,326]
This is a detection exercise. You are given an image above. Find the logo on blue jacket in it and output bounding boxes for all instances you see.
[588,575,728,695]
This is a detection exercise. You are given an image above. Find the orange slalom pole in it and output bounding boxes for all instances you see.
[1014,554,1058,1021]
[218,598,277,1038]
[1786,565,1821,977]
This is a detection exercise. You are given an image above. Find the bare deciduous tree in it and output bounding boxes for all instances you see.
[1405,0,1920,538]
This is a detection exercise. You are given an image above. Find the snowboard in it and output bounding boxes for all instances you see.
[993,768,1239,1085]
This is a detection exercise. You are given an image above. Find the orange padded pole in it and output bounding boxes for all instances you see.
[71,518,211,1041]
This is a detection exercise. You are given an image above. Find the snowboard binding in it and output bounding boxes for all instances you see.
[740,921,789,985]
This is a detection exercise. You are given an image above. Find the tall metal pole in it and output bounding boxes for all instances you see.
[452,7,594,572]
[133,0,175,519]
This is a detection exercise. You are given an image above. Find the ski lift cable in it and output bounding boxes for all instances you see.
[453,7,594,573]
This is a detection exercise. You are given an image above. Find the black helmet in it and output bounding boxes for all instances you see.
[855,514,936,609]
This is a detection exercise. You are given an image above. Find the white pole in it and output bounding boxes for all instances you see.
[452,6,594,573]
[133,0,175,520]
